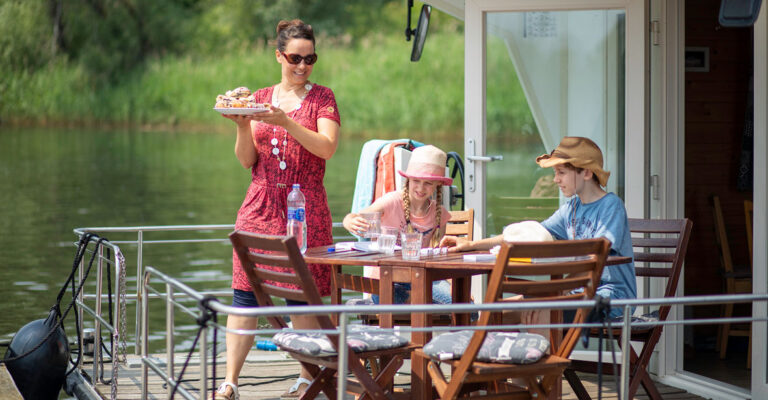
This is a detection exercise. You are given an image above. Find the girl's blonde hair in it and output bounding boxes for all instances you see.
[402,179,444,247]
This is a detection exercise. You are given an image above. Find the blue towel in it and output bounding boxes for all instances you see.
[350,139,419,213]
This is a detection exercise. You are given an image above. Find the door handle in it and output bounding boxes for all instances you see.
[466,155,504,162]
[466,139,503,192]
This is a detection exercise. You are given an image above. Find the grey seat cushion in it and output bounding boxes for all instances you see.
[609,310,660,330]
[272,325,408,356]
[346,298,375,306]
[423,330,550,364]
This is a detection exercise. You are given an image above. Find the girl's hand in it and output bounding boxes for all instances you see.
[343,214,370,236]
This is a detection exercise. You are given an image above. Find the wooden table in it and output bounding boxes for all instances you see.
[304,246,631,400]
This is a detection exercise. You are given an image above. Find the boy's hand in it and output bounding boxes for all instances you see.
[439,236,472,253]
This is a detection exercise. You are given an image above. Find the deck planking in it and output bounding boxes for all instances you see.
[86,349,706,399]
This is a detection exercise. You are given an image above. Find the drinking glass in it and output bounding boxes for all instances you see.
[401,231,422,261]
[377,227,398,255]
[360,212,381,239]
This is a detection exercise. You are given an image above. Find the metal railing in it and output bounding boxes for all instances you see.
[71,226,767,400]
[73,223,351,357]
[141,265,768,400]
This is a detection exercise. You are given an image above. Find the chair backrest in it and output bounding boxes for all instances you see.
[711,195,736,276]
[628,218,692,322]
[446,209,474,241]
[481,239,610,359]
[745,200,753,266]
[229,230,335,333]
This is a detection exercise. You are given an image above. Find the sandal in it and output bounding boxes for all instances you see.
[281,377,312,398]
[215,382,239,400]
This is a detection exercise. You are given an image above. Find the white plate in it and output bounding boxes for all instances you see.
[213,107,269,115]
[352,241,401,252]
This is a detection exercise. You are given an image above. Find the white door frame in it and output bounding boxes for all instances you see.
[751,3,768,398]
[464,0,649,301]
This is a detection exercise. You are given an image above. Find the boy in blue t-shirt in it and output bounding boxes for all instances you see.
[441,136,636,318]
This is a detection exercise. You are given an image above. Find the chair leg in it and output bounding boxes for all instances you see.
[302,366,337,400]
[637,369,664,400]
[563,368,592,400]
[719,303,734,359]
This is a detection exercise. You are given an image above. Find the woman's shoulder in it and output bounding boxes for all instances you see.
[310,84,337,99]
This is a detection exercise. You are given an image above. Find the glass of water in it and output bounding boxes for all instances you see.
[401,231,422,261]
[360,212,381,239]
[377,227,398,255]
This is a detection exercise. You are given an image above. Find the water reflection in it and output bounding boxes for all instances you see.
[1,127,546,355]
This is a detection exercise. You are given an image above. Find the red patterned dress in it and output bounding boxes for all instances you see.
[232,84,340,296]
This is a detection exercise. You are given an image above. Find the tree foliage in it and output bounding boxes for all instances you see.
[0,0,420,83]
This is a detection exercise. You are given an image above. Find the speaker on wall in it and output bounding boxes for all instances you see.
[719,0,763,27]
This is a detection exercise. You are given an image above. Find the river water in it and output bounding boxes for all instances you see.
[0,126,544,357]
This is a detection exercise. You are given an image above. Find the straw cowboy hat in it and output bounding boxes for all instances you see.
[536,136,611,187]
[398,145,453,185]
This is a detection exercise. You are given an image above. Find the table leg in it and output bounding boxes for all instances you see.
[330,264,341,325]
[452,276,472,326]
[410,267,432,400]
[379,266,394,328]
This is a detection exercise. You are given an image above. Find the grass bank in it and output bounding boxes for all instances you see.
[1,32,533,140]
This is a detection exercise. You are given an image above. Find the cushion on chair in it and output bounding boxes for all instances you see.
[272,325,408,356]
[422,330,550,364]
[346,298,375,306]
[609,310,659,330]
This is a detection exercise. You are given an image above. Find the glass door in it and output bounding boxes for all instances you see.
[464,0,649,363]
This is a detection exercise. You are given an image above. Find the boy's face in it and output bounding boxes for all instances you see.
[552,165,590,197]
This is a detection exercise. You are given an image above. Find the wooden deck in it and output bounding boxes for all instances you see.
[84,349,706,400]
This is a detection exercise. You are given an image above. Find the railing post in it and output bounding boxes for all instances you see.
[166,283,175,398]
[199,322,208,400]
[141,272,150,400]
[337,312,348,400]
[620,304,631,399]
[135,230,144,355]
[77,239,85,370]
[93,243,104,382]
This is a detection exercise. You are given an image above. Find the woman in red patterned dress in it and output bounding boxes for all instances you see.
[218,19,340,400]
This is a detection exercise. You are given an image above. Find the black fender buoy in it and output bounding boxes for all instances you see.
[4,309,69,399]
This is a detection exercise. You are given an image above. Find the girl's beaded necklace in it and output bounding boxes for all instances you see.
[270,82,313,170]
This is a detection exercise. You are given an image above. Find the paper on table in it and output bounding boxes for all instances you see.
[462,254,496,262]
[334,242,355,251]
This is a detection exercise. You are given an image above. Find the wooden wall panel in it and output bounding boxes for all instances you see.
[684,0,753,334]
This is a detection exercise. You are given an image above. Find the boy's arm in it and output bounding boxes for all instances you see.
[440,234,503,253]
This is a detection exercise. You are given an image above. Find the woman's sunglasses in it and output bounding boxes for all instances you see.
[281,52,318,65]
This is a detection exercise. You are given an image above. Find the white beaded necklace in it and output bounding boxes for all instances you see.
[270,83,313,171]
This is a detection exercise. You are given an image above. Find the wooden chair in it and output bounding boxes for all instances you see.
[564,218,692,400]
[414,238,610,400]
[711,195,752,368]
[445,209,475,241]
[229,230,416,400]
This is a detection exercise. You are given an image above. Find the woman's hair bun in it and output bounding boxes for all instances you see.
[275,19,315,51]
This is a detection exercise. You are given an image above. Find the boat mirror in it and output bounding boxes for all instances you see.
[410,5,431,62]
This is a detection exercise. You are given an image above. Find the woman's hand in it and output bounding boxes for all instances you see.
[252,104,290,128]
[221,113,259,128]
[343,213,369,236]
[439,236,473,253]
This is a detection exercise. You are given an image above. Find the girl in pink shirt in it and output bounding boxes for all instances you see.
[343,145,453,304]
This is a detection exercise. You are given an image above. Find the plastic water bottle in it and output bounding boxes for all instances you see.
[256,339,278,351]
[286,184,307,253]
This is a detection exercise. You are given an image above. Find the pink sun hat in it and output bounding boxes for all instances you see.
[398,145,453,186]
